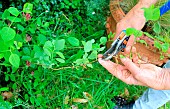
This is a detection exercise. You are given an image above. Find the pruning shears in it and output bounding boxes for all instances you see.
[102,30,130,61]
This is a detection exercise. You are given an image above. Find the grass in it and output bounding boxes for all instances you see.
[0,0,163,108]
[45,62,146,108]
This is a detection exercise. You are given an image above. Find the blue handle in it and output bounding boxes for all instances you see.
[160,0,170,16]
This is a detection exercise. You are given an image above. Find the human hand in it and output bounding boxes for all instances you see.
[98,54,170,90]
[114,2,147,47]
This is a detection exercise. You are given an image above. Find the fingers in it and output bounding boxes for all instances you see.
[98,57,126,78]
[126,35,135,47]
[98,58,121,73]
[98,54,103,58]
[123,46,138,63]
[120,57,141,76]
[98,56,147,86]
[124,46,131,55]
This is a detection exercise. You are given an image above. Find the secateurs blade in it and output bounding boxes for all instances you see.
[102,30,130,60]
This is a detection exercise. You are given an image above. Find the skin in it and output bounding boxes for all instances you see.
[99,0,170,90]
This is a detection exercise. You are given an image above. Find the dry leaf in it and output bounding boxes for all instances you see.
[124,88,129,96]
[71,105,78,109]
[94,105,104,109]
[73,98,88,103]
[64,95,69,104]
[83,92,92,100]
[2,92,13,99]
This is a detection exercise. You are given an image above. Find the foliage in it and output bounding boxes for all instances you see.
[142,5,160,21]
[0,0,147,108]
[125,4,170,57]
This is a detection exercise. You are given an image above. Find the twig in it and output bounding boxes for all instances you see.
[52,66,75,71]
[51,60,98,71]
[62,13,70,23]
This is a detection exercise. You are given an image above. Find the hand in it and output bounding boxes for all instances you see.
[114,2,146,47]
[98,54,170,90]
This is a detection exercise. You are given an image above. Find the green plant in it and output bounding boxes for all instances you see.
[125,4,170,60]
[0,0,147,108]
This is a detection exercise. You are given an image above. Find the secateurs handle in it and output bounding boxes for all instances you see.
[102,30,130,60]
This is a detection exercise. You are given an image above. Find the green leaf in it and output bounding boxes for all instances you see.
[12,83,17,89]
[2,10,10,19]
[143,5,160,21]
[90,30,105,38]
[154,40,161,50]
[137,40,147,46]
[126,28,143,37]
[98,47,105,52]
[54,39,65,51]
[143,32,154,39]
[100,37,107,45]
[38,34,46,45]
[30,96,34,105]
[75,59,84,65]
[108,32,115,39]
[10,74,16,81]
[17,24,25,31]
[44,48,52,57]
[23,3,33,13]
[8,7,20,16]
[56,58,65,63]
[134,30,143,37]
[0,101,12,109]
[88,51,97,59]
[36,17,42,26]
[44,22,49,28]
[87,64,93,68]
[9,54,20,68]
[0,53,4,59]
[83,53,88,59]
[14,41,23,49]
[67,37,80,46]
[153,22,161,34]
[44,41,53,48]
[84,40,94,52]
[56,52,65,59]
[162,43,169,52]
[126,28,136,36]
[7,16,21,22]
[0,87,9,92]
[23,47,30,55]
[92,43,100,51]
[22,56,31,61]
[1,27,16,42]
[5,74,9,81]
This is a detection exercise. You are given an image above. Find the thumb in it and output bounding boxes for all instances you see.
[121,57,140,76]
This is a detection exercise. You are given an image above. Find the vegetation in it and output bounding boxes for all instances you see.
[0,0,169,109]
